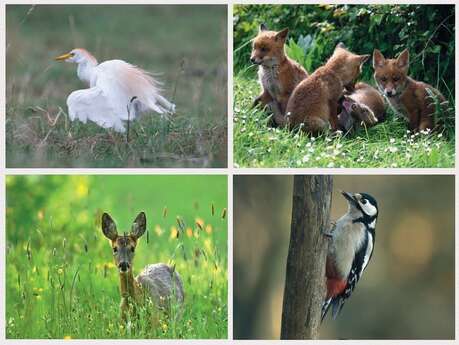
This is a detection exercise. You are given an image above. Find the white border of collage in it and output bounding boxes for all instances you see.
[1,0,458,344]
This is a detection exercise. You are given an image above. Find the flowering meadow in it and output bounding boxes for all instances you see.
[6,175,228,339]
[234,77,454,168]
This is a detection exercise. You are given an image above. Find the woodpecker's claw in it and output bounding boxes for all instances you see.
[322,221,336,239]
[322,231,333,239]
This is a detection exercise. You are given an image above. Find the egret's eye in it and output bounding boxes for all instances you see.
[113,247,118,253]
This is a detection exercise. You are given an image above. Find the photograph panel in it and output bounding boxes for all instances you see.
[233,175,454,339]
[6,5,228,168]
[233,5,455,168]
[6,175,228,339]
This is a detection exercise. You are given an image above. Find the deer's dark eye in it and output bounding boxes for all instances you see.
[260,47,268,53]
[393,76,400,82]
[381,77,387,82]
[113,247,118,253]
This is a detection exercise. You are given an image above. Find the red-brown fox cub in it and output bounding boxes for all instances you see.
[373,49,445,132]
[284,43,369,134]
[338,82,386,133]
[250,24,308,124]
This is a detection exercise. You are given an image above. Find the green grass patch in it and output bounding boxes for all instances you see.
[234,75,454,168]
[6,175,228,339]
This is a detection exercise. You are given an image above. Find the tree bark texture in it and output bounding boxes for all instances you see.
[280,175,333,339]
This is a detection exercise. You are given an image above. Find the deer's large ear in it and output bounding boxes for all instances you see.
[102,213,118,240]
[131,212,146,239]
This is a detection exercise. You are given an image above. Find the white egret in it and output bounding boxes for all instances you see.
[55,48,176,133]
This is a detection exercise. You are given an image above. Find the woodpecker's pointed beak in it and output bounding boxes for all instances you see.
[341,190,358,206]
[54,52,72,61]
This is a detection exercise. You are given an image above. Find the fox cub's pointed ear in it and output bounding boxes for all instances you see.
[259,23,268,32]
[372,49,385,69]
[335,42,346,51]
[102,213,118,240]
[275,28,289,42]
[360,54,370,64]
[131,212,147,239]
[396,49,409,70]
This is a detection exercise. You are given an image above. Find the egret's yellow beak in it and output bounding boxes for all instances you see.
[54,52,72,61]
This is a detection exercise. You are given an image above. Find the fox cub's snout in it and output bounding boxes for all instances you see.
[373,49,409,98]
[250,24,289,67]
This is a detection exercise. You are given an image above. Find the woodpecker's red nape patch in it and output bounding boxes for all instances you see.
[326,278,347,299]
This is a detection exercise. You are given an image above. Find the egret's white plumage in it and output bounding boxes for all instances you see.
[55,48,175,133]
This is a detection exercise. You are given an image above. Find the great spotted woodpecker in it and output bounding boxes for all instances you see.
[322,191,378,321]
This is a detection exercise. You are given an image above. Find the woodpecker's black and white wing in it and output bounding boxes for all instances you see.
[322,229,375,320]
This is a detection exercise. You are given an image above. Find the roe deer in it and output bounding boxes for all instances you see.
[101,211,184,322]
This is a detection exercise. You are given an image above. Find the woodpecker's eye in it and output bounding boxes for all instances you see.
[362,199,367,205]
[113,247,118,253]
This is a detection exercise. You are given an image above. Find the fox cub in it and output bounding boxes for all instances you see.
[338,82,386,133]
[250,24,308,123]
[373,49,445,131]
[284,43,369,134]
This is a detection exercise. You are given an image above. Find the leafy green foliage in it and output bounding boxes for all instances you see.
[234,4,454,95]
[6,176,228,339]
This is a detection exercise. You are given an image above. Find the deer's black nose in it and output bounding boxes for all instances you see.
[119,262,130,272]
[250,57,256,64]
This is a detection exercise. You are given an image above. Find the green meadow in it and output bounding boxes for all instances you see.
[6,175,228,339]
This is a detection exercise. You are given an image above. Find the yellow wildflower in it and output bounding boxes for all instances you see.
[37,210,44,220]
[155,225,163,236]
[75,180,88,198]
[170,226,178,239]
[195,217,204,229]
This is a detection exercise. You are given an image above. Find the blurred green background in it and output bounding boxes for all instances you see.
[6,5,227,168]
[234,175,454,339]
[6,175,228,339]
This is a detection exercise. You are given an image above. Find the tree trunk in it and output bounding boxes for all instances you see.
[280,175,333,339]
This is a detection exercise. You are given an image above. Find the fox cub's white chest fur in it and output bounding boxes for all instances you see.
[383,95,409,120]
[259,66,282,99]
